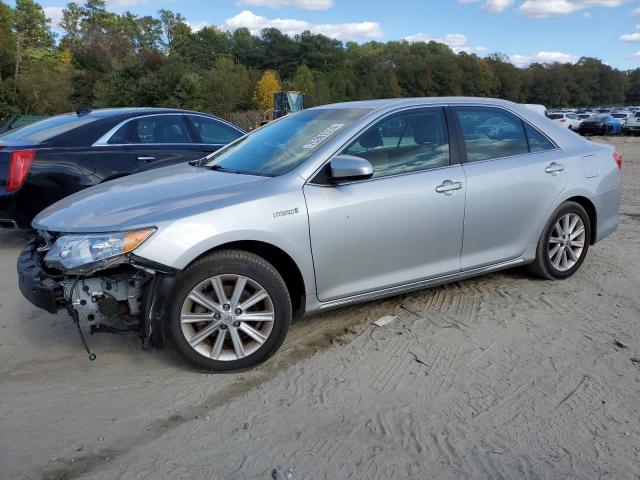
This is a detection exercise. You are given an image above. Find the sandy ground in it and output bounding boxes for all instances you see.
[1,136,639,480]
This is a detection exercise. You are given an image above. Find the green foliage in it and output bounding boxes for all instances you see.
[1,0,640,118]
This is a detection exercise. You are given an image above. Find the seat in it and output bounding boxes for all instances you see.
[357,128,389,170]
[159,124,187,143]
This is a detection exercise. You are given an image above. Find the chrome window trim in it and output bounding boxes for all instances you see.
[303,102,561,185]
[92,113,243,147]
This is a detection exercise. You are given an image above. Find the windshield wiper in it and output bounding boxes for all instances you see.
[208,164,246,174]
[190,157,210,168]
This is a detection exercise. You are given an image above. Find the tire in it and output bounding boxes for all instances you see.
[529,201,591,280]
[166,250,292,371]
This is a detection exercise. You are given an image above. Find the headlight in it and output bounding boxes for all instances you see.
[44,229,155,272]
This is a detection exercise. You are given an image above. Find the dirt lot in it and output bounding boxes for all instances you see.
[1,136,639,480]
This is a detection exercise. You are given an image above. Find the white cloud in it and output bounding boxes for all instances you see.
[634,6,640,14]
[483,0,514,12]
[461,0,629,16]
[187,21,212,32]
[456,0,514,12]
[632,50,640,57]
[44,6,64,28]
[223,10,383,41]
[620,25,640,42]
[510,50,579,66]
[237,0,333,10]
[519,0,628,17]
[405,32,487,54]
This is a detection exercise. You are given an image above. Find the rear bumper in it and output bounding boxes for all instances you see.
[593,189,621,243]
[17,241,64,313]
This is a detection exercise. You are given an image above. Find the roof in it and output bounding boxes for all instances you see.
[86,107,199,118]
[313,97,519,112]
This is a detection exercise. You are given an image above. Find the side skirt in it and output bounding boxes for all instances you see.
[308,257,529,313]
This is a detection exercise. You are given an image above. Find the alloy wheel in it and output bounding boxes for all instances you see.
[548,213,586,272]
[180,274,275,361]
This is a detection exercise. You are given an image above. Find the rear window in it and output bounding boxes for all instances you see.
[548,114,564,120]
[0,113,95,143]
[612,114,627,119]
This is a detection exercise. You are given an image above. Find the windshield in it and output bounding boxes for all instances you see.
[548,114,564,120]
[205,108,372,176]
[0,113,95,143]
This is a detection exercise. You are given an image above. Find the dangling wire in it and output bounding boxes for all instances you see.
[67,276,96,361]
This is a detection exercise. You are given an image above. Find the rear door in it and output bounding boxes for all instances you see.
[186,115,244,156]
[123,114,203,170]
[454,106,568,270]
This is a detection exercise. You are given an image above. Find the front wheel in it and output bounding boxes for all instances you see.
[529,202,591,280]
[167,250,292,371]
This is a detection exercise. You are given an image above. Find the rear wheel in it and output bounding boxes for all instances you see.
[529,202,591,280]
[167,250,291,371]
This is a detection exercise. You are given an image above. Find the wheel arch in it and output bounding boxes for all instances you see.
[188,240,307,319]
[564,195,597,245]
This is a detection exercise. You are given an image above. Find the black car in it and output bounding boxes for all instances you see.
[0,108,244,228]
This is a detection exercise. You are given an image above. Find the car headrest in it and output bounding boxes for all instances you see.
[412,117,440,144]
[160,124,185,143]
[359,128,383,149]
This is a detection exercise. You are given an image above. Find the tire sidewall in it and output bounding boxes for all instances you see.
[167,252,291,372]
[540,203,591,279]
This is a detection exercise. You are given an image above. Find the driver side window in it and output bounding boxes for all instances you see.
[343,108,450,179]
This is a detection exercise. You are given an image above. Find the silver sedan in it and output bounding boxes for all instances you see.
[20,97,622,371]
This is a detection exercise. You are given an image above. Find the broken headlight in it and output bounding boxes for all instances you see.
[44,229,155,272]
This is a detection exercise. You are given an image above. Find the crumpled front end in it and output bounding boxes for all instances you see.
[17,231,177,347]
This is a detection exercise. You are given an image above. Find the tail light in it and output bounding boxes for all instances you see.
[613,151,622,170]
[560,119,567,123]
[7,149,36,192]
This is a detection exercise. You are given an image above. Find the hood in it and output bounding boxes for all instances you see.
[33,163,269,233]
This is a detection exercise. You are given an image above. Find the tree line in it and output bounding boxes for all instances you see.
[2,0,640,123]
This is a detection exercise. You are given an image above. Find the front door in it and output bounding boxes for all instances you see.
[304,107,467,302]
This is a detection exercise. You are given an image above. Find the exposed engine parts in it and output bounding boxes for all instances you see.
[62,270,151,328]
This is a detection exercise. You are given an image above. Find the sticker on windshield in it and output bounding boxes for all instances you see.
[302,124,345,149]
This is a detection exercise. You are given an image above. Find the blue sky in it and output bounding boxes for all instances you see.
[31,0,640,69]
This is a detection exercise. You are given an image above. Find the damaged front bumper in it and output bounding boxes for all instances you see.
[17,235,178,348]
[17,239,64,314]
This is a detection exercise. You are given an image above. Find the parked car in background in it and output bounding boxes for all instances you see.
[0,108,244,228]
[623,111,640,135]
[18,98,621,371]
[611,112,632,127]
[523,104,548,117]
[548,113,581,131]
[577,113,592,124]
[579,114,622,136]
[0,115,47,133]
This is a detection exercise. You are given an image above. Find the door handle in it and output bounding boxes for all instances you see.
[137,156,155,161]
[435,180,463,195]
[545,162,565,175]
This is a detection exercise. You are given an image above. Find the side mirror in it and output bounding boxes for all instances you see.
[330,154,373,182]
